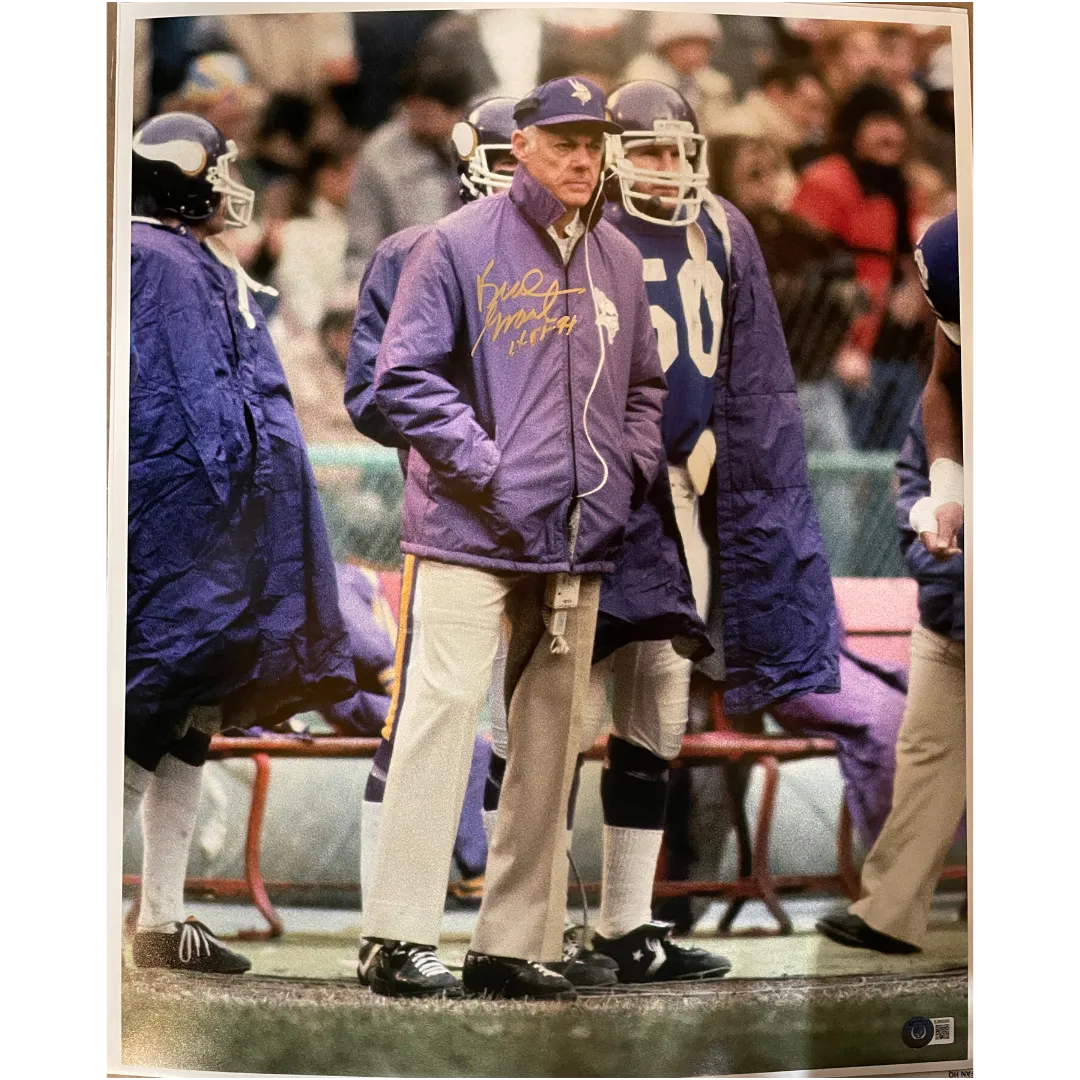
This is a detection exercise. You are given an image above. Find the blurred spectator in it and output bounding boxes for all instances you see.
[271,144,357,348]
[877,25,926,115]
[708,135,787,214]
[418,13,499,99]
[147,16,229,116]
[220,12,359,144]
[622,12,735,137]
[911,42,957,190]
[714,14,780,97]
[267,141,369,449]
[791,83,924,392]
[475,9,544,98]
[713,133,868,569]
[876,25,928,110]
[538,38,623,95]
[160,52,265,150]
[134,20,152,125]
[214,93,314,293]
[342,55,472,285]
[711,62,830,202]
[221,12,357,101]
[274,295,369,448]
[350,10,447,131]
[815,22,883,103]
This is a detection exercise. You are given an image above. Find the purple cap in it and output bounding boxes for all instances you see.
[513,77,623,134]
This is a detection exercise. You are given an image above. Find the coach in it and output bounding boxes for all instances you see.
[360,77,667,1001]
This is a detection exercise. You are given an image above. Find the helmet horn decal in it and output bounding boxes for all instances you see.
[132,137,207,176]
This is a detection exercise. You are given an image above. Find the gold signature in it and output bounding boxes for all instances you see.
[472,260,584,356]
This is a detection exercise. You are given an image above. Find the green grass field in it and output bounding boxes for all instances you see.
[121,923,970,1077]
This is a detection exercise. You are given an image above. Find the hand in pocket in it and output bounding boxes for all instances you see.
[478,472,527,553]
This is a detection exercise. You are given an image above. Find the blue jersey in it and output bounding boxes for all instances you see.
[604,202,729,464]
[915,210,960,346]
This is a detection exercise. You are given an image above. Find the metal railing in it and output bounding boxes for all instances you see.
[309,445,906,578]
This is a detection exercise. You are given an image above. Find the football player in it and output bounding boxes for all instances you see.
[126,113,360,973]
[576,80,839,981]
[909,209,963,560]
[816,209,966,954]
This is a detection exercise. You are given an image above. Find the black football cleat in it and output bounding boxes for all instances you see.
[549,926,618,987]
[366,941,464,998]
[463,952,577,1001]
[131,917,251,974]
[592,920,732,983]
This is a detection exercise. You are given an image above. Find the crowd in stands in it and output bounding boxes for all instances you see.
[133,10,957,459]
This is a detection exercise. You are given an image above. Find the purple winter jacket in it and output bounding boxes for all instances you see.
[373,166,667,575]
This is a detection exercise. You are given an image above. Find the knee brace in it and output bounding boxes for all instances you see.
[167,726,212,768]
[483,752,506,813]
[364,737,394,803]
[124,721,174,773]
[125,736,164,773]
[601,735,670,830]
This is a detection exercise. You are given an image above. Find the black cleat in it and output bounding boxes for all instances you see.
[592,920,732,983]
[463,951,577,1001]
[549,950,619,987]
[549,926,618,987]
[816,913,920,955]
[356,937,379,986]
[131,917,251,974]
[366,941,463,998]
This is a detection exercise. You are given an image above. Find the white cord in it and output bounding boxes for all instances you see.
[578,179,611,499]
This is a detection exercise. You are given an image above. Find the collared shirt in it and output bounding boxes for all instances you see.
[546,211,585,265]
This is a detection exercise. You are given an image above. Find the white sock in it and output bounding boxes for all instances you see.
[360,799,383,908]
[597,826,664,940]
[138,755,204,932]
[124,757,152,838]
[482,809,498,848]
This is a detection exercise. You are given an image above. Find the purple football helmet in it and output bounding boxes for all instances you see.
[605,81,709,227]
[132,112,255,227]
[450,96,518,202]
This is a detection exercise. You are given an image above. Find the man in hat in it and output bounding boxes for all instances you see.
[359,76,667,1002]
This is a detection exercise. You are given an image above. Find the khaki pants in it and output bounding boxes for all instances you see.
[363,557,599,962]
[850,623,967,946]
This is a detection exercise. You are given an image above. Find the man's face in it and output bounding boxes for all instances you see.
[839,29,882,85]
[511,124,604,210]
[625,140,692,206]
[853,115,907,167]
[662,38,712,77]
[773,76,830,138]
[488,150,517,179]
[729,142,781,213]
[405,97,463,148]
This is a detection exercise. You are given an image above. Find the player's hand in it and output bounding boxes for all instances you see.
[919,501,964,560]
[832,346,872,391]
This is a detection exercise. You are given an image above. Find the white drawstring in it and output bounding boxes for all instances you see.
[578,179,612,500]
[204,235,279,330]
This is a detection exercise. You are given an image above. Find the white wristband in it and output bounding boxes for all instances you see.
[909,496,943,536]
[928,458,964,508]
[909,459,964,536]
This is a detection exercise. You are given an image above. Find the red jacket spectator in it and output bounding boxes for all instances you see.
[790,82,921,359]
[791,152,921,355]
